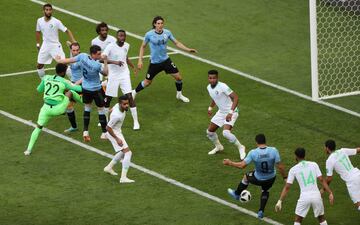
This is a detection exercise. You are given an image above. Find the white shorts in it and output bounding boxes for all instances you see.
[37,43,65,64]
[211,111,238,127]
[105,131,128,152]
[105,74,132,97]
[295,195,324,218]
[346,171,360,203]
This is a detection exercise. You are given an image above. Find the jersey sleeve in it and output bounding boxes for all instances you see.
[340,148,357,156]
[168,30,176,42]
[314,163,323,178]
[273,148,281,164]
[144,32,150,44]
[36,79,45,93]
[36,19,41,32]
[286,168,295,184]
[107,116,120,129]
[74,53,84,62]
[326,159,334,177]
[221,83,233,96]
[57,19,67,32]
[63,80,82,92]
[244,150,253,165]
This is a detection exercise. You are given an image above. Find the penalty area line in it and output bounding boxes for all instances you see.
[0,109,283,225]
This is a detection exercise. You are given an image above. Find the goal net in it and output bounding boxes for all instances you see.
[310,0,360,100]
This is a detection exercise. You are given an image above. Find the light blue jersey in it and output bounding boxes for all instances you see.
[70,61,82,83]
[244,146,281,181]
[74,53,102,91]
[144,29,176,64]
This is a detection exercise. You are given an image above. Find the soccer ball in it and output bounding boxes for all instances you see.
[239,190,251,203]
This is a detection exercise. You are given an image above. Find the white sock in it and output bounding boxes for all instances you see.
[358,206,360,211]
[177,91,182,95]
[206,130,222,148]
[294,222,301,225]
[108,151,124,168]
[319,221,328,225]
[121,151,132,179]
[37,68,45,79]
[222,130,237,143]
[130,107,139,123]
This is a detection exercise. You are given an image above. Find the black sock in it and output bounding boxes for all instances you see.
[83,111,90,131]
[135,81,145,93]
[67,111,77,128]
[175,80,183,91]
[104,96,112,108]
[235,182,248,195]
[99,114,107,133]
[259,191,269,212]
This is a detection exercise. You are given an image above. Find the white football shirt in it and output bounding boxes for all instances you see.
[91,35,116,51]
[36,17,67,44]
[287,161,322,198]
[103,42,130,78]
[207,82,236,113]
[107,103,126,134]
[326,148,358,183]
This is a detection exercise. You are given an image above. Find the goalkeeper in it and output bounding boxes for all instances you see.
[24,63,82,155]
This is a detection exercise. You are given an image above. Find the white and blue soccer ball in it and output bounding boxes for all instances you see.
[239,190,251,203]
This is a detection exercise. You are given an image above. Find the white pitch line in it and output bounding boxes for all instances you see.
[29,0,360,118]
[0,53,178,78]
[0,109,283,225]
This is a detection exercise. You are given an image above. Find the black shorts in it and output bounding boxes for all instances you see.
[82,88,105,107]
[246,170,276,191]
[146,57,179,80]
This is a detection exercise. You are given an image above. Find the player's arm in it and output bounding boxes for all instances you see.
[276,162,288,181]
[226,92,238,122]
[65,29,76,43]
[35,31,41,50]
[223,159,247,169]
[36,79,45,93]
[275,183,292,212]
[106,125,123,146]
[137,41,147,70]
[74,78,82,85]
[172,39,197,53]
[127,57,138,76]
[208,100,216,117]
[100,55,108,76]
[55,56,76,64]
[64,81,82,93]
[318,176,334,205]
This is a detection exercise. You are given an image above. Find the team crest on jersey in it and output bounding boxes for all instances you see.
[50,24,54,28]
[215,91,219,95]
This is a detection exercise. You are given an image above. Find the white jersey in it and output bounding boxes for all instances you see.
[91,35,116,51]
[103,42,130,78]
[207,82,237,114]
[107,103,126,134]
[287,161,322,199]
[326,148,359,183]
[36,17,67,44]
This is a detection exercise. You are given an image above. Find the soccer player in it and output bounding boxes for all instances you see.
[224,134,287,219]
[24,63,82,155]
[324,139,360,211]
[102,30,140,130]
[275,148,334,225]
[134,16,197,103]
[36,3,76,79]
[64,42,83,133]
[56,45,109,142]
[206,70,246,159]
[103,95,135,183]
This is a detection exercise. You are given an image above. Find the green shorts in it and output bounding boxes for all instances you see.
[37,98,70,126]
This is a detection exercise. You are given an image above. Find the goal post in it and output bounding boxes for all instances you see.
[310,0,360,101]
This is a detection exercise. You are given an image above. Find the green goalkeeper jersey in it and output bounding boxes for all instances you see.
[37,75,82,105]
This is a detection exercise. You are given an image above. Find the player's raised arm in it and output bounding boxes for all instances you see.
[173,39,197,53]
[137,41,147,70]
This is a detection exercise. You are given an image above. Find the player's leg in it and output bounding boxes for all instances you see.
[227,173,250,200]
[257,177,276,218]
[347,172,360,211]
[222,112,246,160]
[104,133,123,176]
[163,58,188,102]
[294,215,303,225]
[119,147,134,183]
[64,101,78,133]
[104,77,118,121]
[82,89,93,142]
[121,76,140,130]
[36,44,52,79]
[94,89,107,139]
[206,121,223,155]
[132,62,160,98]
